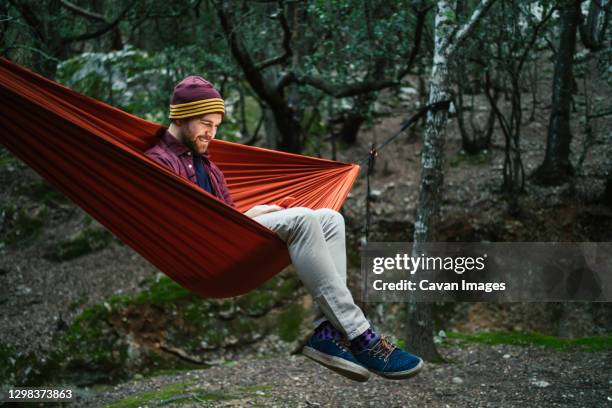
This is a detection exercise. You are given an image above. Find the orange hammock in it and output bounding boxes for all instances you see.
[0,58,360,298]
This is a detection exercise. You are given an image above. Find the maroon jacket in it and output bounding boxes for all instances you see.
[145,130,235,207]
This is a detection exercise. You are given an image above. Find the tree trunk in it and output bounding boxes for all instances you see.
[456,69,496,154]
[603,169,612,206]
[217,0,303,153]
[264,108,281,149]
[407,0,495,362]
[579,0,610,51]
[407,0,456,364]
[408,75,428,141]
[339,95,374,144]
[273,106,302,153]
[339,111,366,144]
[533,0,581,185]
[337,0,393,145]
[286,0,305,149]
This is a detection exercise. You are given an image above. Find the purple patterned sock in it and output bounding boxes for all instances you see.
[350,327,379,351]
[313,321,342,341]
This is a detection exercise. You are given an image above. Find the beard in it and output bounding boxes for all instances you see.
[182,128,209,155]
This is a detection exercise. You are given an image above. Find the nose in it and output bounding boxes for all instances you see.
[205,127,216,140]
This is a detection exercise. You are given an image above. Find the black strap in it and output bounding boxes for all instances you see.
[364,143,378,244]
[357,99,451,166]
[360,99,451,244]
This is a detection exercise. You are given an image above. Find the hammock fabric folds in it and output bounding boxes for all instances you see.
[0,58,360,298]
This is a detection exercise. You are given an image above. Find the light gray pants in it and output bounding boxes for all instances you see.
[254,207,370,340]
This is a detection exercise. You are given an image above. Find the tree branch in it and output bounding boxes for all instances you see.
[254,0,293,70]
[2,45,59,62]
[397,2,432,79]
[59,0,106,22]
[60,1,135,45]
[516,5,556,74]
[447,0,497,56]
[588,108,612,119]
[294,74,398,98]
[159,341,215,365]
[217,0,281,107]
[7,0,45,43]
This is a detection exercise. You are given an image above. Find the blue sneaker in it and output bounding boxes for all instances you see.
[351,336,424,379]
[303,328,370,382]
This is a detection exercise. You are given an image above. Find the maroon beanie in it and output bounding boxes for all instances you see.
[169,76,225,119]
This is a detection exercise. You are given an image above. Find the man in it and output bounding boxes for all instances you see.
[146,76,424,382]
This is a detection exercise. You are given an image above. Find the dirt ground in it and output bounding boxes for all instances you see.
[75,342,612,407]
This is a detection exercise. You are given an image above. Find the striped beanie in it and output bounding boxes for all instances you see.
[169,76,225,119]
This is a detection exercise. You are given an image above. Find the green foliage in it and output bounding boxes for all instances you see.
[56,45,242,141]
[304,0,417,80]
[0,149,22,173]
[0,178,70,248]
[27,273,304,386]
[45,226,114,261]
[449,149,492,167]
[3,0,434,150]
[221,92,263,143]
[57,47,170,123]
[0,342,63,387]
[134,275,192,306]
[104,382,272,408]
[0,343,24,386]
[62,303,128,376]
[277,303,305,342]
[236,274,301,316]
[16,180,69,207]
[0,205,47,245]
[103,380,198,408]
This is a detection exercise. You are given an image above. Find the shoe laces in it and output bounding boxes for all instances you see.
[334,338,351,351]
[370,336,396,361]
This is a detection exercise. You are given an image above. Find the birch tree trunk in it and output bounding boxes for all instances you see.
[407,0,495,362]
[407,0,454,363]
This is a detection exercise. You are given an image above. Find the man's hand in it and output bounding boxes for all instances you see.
[244,204,284,218]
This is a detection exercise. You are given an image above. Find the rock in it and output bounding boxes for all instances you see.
[16,285,32,295]
[530,379,551,388]
[225,336,239,346]
[370,189,382,198]
[399,87,417,101]
[400,86,417,95]
[126,334,142,363]
[452,377,464,384]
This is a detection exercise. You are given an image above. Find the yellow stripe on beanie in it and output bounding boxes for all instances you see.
[169,98,225,119]
[170,98,225,109]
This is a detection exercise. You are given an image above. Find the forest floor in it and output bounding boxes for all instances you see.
[1,67,612,407]
[75,341,611,408]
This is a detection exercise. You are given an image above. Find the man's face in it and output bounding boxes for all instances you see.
[178,113,223,155]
